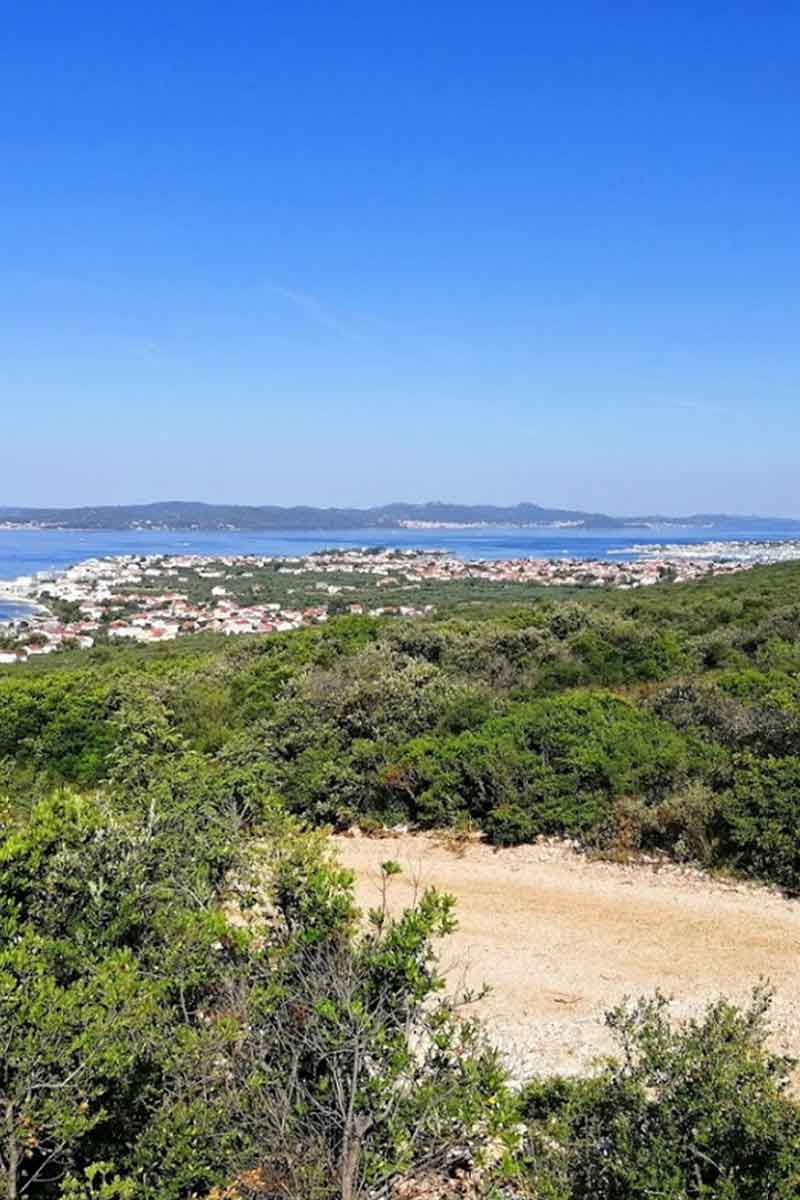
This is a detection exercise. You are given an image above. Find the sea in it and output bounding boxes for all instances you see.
[1,524,798,623]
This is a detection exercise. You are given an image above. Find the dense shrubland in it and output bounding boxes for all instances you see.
[0,769,513,1197]
[2,564,800,1195]
[4,562,800,889]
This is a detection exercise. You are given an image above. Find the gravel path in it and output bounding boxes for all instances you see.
[334,832,800,1080]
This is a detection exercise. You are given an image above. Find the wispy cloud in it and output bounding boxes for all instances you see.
[672,399,733,415]
[268,285,366,341]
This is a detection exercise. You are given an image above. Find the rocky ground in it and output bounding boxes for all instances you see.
[334,831,800,1083]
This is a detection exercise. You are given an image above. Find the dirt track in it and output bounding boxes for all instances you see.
[334,832,800,1079]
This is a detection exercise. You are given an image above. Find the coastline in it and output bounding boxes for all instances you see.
[1,533,800,665]
[0,595,51,624]
[0,574,54,626]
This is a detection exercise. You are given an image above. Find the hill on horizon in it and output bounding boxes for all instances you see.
[1,500,799,532]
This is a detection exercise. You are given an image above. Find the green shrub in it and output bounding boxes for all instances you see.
[520,988,800,1199]
[720,755,800,892]
[484,803,536,845]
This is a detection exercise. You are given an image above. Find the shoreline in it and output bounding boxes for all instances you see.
[2,536,800,584]
[1,537,800,606]
[0,594,50,621]
[1,539,799,664]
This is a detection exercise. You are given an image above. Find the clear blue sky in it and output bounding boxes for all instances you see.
[2,1,798,514]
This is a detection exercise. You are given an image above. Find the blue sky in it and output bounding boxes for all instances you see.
[2,1,798,514]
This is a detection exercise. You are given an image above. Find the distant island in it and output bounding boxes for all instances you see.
[1,500,799,533]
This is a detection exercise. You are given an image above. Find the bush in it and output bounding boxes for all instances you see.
[720,755,800,892]
[484,803,536,846]
[520,988,800,1199]
[598,784,723,866]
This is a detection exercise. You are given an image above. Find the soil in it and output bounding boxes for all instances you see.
[333,831,800,1081]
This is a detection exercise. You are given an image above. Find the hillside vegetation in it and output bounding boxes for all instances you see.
[4,562,800,891]
[2,564,800,1196]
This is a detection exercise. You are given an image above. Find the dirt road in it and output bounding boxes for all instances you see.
[334,832,800,1079]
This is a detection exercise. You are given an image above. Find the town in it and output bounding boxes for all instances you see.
[0,542,792,664]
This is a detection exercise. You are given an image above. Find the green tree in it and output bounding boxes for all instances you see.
[0,936,159,1199]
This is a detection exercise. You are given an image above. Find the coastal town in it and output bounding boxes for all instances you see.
[1,541,798,664]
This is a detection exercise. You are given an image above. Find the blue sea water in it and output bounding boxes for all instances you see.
[0,525,797,622]
[0,600,41,624]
